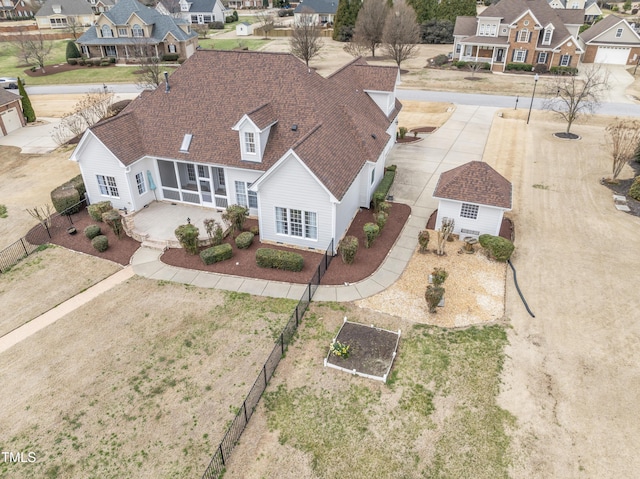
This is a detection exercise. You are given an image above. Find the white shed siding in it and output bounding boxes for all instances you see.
[366,91,394,117]
[77,134,133,211]
[257,156,333,250]
[336,171,362,243]
[127,157,157,211]
[435,199,504,237]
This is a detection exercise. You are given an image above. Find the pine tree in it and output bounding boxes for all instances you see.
[333,0,362,42]
[18,78,36,123]
[66,40,81,60]
[436,0,476,23]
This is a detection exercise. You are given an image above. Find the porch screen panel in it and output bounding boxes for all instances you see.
[158,160,178,188]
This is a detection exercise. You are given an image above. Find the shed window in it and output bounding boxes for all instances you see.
[460,203,479,219]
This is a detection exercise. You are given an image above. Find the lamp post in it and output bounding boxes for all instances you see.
[514,95,519,110]
[526,73,540,125]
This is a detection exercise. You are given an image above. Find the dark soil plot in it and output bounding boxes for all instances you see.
[326,321,400,379]
[410,126,437,134]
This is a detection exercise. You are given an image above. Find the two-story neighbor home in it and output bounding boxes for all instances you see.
[70,51,401,253]
[548,0,602,24]
[580,14,640,65]
[453,0,584,71]
[35,0,97,29]
[0,0,37,19]
[76,0,198,61]
[156,0,229,25]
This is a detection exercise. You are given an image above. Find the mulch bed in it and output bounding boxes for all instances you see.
[24,62,115,77]
[601,162,640,217]
[326,321,400,378]
[161,203,411,285]
[410,126,437,134]
[396,136,421,144]
[553,132,580,140]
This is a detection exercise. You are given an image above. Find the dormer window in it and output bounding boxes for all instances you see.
[543,28,552,45]
[518,29,529,42]
[52,4,61,13]
[132,24,144,37]
[101,24,113,38]
[244,132,256,153]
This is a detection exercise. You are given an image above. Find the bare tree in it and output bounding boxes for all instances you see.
[382,0,420,69]
[10,31,32,66]
[343,39,369,57]
[290,10,323,67]
[193,24,209,39]
[51,89,114,144]
[436,217,454,256]
[256,10,276,39]
[543,66,609,136]
[25,32,54,72]
[467,61,485,78]
[351,0,388,57]
[131,39,163,89]
[65,17,85,40]
[605,119,640,181]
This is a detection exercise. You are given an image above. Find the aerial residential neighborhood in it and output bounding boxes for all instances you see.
[0,0,639,477]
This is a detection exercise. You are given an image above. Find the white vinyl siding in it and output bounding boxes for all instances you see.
[274,207,317,239]
[435,199,505,237]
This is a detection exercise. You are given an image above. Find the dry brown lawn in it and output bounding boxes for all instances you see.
[397,100,454,130]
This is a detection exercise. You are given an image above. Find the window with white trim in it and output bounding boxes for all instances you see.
[560,54,571,66]
[513,49,527,62]
[132,24,144,37]
[537,52,547,64]
[479,23,486,35]
[187,164,196,182]
[571,1,579,7]
[101,24,113,37]
[235,181,258,209]
[615,28,623,38]
[460,203,479,219]
[49,17,67,27]
[97,175,119,197]
[118,27,128,36]
[455,43,461,53]
[543,29,552,45]
[490,24,497,36]
[168,43,177,53]
[244,132,255,153]
[136,172,146,195]
[275,207,317,239]
[370,169,375,185]
[518,29,529,42]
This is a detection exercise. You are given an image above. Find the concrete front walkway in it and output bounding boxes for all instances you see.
[131,105,499,301]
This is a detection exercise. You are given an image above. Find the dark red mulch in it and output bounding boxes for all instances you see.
[396,136,421,144]
[25,208,141,266]
[23,62,115,77]
[326,322,399,377]
[601,162,640,217]
[410,126,437,134]
[161,203,411,285]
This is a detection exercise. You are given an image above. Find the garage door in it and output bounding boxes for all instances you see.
[0,108,22,135]
[595,46,630,65]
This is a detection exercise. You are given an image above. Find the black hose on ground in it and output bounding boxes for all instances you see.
[507,259,535,318]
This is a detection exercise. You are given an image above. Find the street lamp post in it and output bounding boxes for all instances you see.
[526,73,540,125]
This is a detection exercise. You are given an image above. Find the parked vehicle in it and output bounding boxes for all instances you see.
[0,77,20,89]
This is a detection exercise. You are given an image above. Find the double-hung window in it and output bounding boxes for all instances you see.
[235,181,258,209]
[275,207,317,240]
[537,52,547,64]
[97,175,119,197]
[136,172,146,195]
[460,203,479,219]
[560,54,571,66]
[513,50,527,63]
[615,28,623,38]
[244,132,255,153]
[518,29,529,42]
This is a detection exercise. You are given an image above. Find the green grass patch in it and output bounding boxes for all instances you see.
[0,204,7,218]
[532,183,550,190]
[197,38,270,51]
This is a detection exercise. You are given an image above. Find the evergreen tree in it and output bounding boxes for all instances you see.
[66,40,81,59]
[333,0,362,42]
[18,78,36,123]
[407,0,439,24]
[436,0,476,23]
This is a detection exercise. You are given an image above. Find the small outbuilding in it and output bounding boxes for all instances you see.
[432,161,512,238]
[0,89,25,137]
[236,22,253,36]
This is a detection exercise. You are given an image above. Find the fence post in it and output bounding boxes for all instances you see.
[243,400,248,424]
[281,332,284,355]
[219,443,225,467]
[308,284,312,302]
[20,238,29,256]
[295,307,299,327]
[263,364,268,388]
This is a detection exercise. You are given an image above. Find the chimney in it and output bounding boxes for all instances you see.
[164,71,170,93]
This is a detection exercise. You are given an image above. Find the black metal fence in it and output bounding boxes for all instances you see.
[0,199,87,274]
[201,239,334,479]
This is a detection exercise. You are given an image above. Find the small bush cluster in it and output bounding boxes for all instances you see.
[397,126,408,139]
[200,243,233,264]
[250,225,259,235]
[372,167,396,211]
[235,231,254,249]
[479,234,515,262]
[88,201,112,221]
[70,175,86,198]
[375,210,388,230]
[550,66,578,76]
[418,230,430,252]
[91,235,109,252]
[338,235,358,264]
[363,222,380,248]
[425,285,444,313]
[203,218,224,245]
[505,63,533,72]
[433,54,449,66]
[278,8,294,16]
[452,60,468,68]
[256,248,304,272]
[533,63,549,74]
[431,267,448,287]
[161,53,180,62]
[84,224,101,239]
[628,176,640,200]
[222,204,248,234]
[50,184,80,214]
[209,21,224,29]
[175,223,200,255]
[330,341,350,359]
[102,209,123,238]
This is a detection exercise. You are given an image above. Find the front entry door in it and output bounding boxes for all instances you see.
[495,49,504,63]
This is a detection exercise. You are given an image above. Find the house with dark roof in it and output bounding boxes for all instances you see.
[0,89,25,137]
[0,0,37,19]
[432,161,512,238]
[70,50,401,253]
[548,0,602,24]
[76,0,198,61]
[35,0,97,29]
[579,15,640,65]
[156,0,229,25]
[294,0,338,26]
[453,0,584,71]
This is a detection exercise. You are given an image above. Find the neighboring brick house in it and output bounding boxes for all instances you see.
[70,51,401,253]
[548,0,602,24]
[580,15,640,65]
[0,0,37,19]
[0,89,26,137]
[433,161,512,238]
[76,0,198,61]
[453,0,584,72]
[35,0,96,29]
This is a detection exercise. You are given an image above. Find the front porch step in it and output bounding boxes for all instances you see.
[141,238,169,251]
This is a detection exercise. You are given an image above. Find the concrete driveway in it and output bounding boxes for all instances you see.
[0,117,60,154]
[581,63,635,104]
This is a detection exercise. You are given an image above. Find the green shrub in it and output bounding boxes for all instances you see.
[338,235,358,264]
[533,63,549,74]
[91,235,109,252]
[431,267,448,287]
[109,57,116,63]
[84,224,101,239]
[478,234,515,262]
[102,209,123,238]
[372,168,396,210]
[225,15,233,23]
[235,231,254,249]
[453,60,468,68]
[250,225,259,235]
[363,222,380,248]
[200,243,233,264]
[385,164,397,172]
[222,204,249,234]
[67,58,78,65]
[161,53,180,61]
[232,9,238,21]
[425,285,444,313]
[100,61,110,67]
[50,184,81,214]
[92,58,102,66]
[69,174,86,198]
[433,54,449,66]
[628,176,640,200]
[209,21,224,29]
[377,201,391,213]
[398,126,408,139]
[18,78,35,123]
[418,230,430,252]
[375,211,388,230]
[256,248,304,272]
[78,59,86,66]
[505,63,533,72]
[550,66,578,76]
[175,223,200,255]
[88,201,112,221]
[66,40,81,59]
[203,218,224,245]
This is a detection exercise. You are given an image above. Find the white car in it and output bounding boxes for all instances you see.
[0,77,20,89]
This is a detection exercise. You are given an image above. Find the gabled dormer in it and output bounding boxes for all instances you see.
[179,0,191,12]
[232,103,277,163]
[542,23,554,45]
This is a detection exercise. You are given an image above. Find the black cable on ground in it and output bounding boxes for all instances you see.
[507,259,535,318]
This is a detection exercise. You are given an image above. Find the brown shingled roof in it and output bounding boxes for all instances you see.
[88,50,399,201]
[0,89,20,107]
[433,161,512,209]
[579,14,627,43]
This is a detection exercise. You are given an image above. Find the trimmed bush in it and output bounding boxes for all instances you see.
[377,201,391,213]
[69,174,86,198]
[372,168,396,211]
[162,53,180,62]
[222,204,249,234]
[375,210,388,230]
[209,21,224,29]
[550,66,578,76]
[102,209,123,238]
[533,63,549,74]
[225,15,233,23]
[235,231,254,249]
[479,234,515,262]
[628,176,640,200]
[100,61,111,67]
[51,184,81,214]
[175,223,200,255]
[418,230,430,252]
[84,224,101,239]
[398,126,408,139]
[425,285,444,313]
[250,225,259,235]
[453,60,468,68]
[91,235,109,252]
[66,40,81,60]
[67,58,78,65]
[338,235,358,264]
[88,201,112,222]
[433,54,449,66]
[201,243,233,264]
[505,63,533,72]
[256,248,304,272]
[92,58,102,66]
[363,222,380,248]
